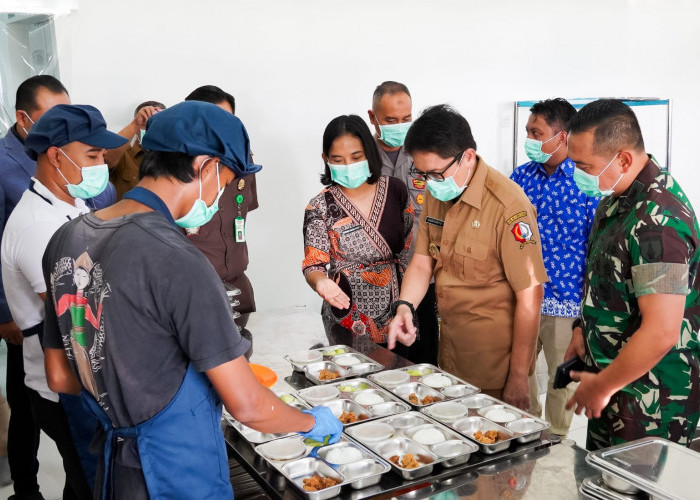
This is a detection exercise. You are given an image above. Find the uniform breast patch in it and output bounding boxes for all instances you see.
[426,217,444,227]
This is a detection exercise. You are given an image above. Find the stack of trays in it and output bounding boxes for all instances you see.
[345,412,479,479]
[297,378,411,425]
[255,435,391,499]
[584,436,697,500]
[579,475,644,500]
[420,395,549,454]
[224,391,311,444]
[284,345,384,384]
[368,364,480,408]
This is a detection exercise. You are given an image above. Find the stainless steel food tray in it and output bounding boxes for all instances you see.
[285,344,379,372]
[579,475,643,500]
[420,396,550,454]
[345,411,479,480]
[586,436,699,500]
[368,363,480,407]
[223,391,310,444]
[297,378,411,426]
[302,353,384,385]
[254,434,391,499]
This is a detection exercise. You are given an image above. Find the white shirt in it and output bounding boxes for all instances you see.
[1,178,89,401]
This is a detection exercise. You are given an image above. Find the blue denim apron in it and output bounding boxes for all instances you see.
[83,364,232,499]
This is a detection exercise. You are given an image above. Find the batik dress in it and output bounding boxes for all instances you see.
[303,176,414,343]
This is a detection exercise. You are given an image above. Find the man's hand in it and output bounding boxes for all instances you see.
[564,326,585,361]
[566,371,613,419]
[502,372,530,410]
[134,105,161,130]
[0,320,23,345]
[315,277,350,310]
[387,305,417,349]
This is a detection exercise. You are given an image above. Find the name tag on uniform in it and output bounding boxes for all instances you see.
[341,225,362,235]
[425,217,444,227]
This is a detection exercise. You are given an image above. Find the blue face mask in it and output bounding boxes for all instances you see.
[328,160,370,189]
[573,152,622,197]
[426,153,470,202]
[176,159,225,229]
[378,121,411,148]
[57,149,110,200]
[524,132,562,164]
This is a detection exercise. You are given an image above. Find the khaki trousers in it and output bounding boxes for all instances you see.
[528,315,577,436]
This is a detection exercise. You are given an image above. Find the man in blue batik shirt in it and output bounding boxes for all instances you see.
[511,98,600,436]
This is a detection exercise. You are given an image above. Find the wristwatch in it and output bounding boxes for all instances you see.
[391,300,415,317]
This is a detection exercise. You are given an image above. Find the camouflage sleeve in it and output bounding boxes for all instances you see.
[628,205,693,297]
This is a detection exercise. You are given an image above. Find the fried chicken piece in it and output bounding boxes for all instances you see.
[399,453,420,469]
[389,455,400,465]
[473,430,500,444]
[408,393,419,405]
[319,369,340,381]
[420,395,441,405]
[339,411,358,424]
[302,475,340,491]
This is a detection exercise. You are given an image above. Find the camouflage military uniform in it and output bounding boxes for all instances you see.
[581,159,700,450]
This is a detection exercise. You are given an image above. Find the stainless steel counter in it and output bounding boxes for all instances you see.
[224,332,597,499]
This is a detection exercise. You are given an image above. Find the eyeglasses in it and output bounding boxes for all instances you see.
[409,150,465,182]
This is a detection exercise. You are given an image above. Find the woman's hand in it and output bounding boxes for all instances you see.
[316,277,351,310]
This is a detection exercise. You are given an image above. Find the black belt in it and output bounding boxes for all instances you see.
[22,321,44,345]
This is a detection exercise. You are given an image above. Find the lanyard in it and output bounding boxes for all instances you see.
[122,187,176,227]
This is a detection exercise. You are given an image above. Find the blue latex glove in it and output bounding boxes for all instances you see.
[299,406,343,444]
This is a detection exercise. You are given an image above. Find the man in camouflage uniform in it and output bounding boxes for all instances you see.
[564,99,700,451]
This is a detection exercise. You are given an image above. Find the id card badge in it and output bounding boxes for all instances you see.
[235,216,246,242]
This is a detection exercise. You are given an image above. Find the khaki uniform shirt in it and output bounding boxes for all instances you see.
[110,139,143,201]
[415,156,548,389]
[377,140,425,256]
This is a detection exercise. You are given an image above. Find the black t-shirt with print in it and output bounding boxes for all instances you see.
[42,211,250,428]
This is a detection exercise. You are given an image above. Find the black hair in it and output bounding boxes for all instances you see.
[404,104,477,158]
[530,98,576,132]
[372,81,411,108]
[185,85,236,114]
[133,100,166,117]
[15,75,68,112]
[320,115,382,186]
[139,151,197,183]
[567,99,645,156]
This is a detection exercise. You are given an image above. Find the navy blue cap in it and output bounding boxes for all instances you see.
[25,104,128,160]
[141,100,262,177]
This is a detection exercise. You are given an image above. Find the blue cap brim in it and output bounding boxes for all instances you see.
[82,129,128,150]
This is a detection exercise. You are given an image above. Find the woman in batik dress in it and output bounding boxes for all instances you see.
[303,115,414,346]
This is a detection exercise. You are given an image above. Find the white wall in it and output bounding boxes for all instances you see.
[52,0,700,312]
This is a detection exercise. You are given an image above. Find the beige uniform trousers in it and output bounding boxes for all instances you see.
[528,315,577,436]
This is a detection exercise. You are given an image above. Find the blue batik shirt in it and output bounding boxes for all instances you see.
[510,158,600,318]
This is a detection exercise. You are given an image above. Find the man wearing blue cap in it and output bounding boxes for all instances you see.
[2,103,127,500]
[0,76,117,500]
[41,101,342,499]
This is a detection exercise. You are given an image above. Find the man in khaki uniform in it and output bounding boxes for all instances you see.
[388,105,548,409]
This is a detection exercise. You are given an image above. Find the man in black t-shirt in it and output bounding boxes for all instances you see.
[42,101,342,499]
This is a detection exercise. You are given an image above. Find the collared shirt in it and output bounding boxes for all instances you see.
[0,125,116,322]
[581,160,700,438]
[511,158,600,318]
[415,156,549,389]
[187,174,259,313]
[1,177,90,401]
[110,137,143,201]
[377,139,425,256]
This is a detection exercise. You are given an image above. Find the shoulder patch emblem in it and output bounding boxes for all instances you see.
[506,211,527,225]
[511,221,536,248]
[416,194,424,205]
[412,179,426,190]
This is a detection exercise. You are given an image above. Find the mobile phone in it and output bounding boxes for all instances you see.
[553,357,586,389]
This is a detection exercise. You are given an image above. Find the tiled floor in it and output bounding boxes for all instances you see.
[0,306,590,499]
